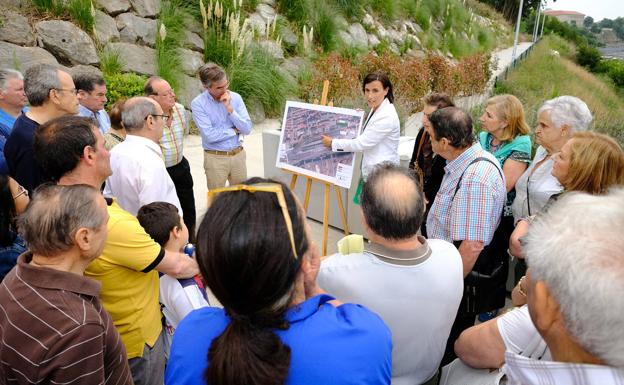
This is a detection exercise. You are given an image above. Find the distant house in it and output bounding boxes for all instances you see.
[543,10,585,27]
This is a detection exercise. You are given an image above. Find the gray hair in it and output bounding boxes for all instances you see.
[0,69,23,92]
[18,184,106,257]
[525,188,624,366]
[537,95,593,133]
[24,64,61,106]
[121,96,158,132]
[198,62,226,87]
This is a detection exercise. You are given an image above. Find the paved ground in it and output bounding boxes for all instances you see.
[184,41,535,257]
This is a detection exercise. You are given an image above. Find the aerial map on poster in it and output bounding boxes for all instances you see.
[277,101,364,188]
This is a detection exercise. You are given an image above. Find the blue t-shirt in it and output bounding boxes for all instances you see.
[165,294,392,385]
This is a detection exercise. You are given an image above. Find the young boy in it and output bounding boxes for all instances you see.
[137,202,209,352]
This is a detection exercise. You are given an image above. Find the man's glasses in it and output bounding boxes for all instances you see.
[207,183,299,260]
[146,114,170,122]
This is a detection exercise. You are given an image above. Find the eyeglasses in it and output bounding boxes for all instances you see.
[13,184,28,200]
[146,114,170,122]
[153,89,175,97]
[207,183,299,260]
[54,88,78,95]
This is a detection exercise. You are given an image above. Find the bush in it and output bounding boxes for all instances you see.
[104,73,148,109]
[228,47,297,116]
[99,48,123,76]
[333,0,362,19]
[66,0,95,32]
[310,0,339,53]
[276,0,309,27]
[156,0,191,91]
[576,44,602,71]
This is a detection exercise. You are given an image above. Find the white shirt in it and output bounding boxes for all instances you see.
[331,98,400,179]
[497,305,551,361]
[105,134,182,216]
[511,146,563,222]
[318,238,463,385]
[504,351,624,385]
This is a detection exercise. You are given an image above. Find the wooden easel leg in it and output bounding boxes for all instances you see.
[289,174,298,190]
[334,186,349,235]
[322,183,330,256]
[303,178,313,212]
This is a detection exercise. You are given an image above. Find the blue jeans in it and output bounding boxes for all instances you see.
[0,235,26,281]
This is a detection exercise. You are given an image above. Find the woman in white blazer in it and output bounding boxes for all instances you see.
[321,71,400,180]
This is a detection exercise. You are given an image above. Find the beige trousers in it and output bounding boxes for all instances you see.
[203,149,247,189]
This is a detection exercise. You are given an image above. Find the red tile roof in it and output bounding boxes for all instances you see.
[544,10,585,16]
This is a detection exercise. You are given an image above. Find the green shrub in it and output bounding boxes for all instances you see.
[66,0,95,31]
[333,0,362,19]
[32,0,64,15]
[414,4,431,31]
[104,73,148,109]
[576,44,602,71]
[228,47,297,116]
[310,0,338,53]
[371,0,397,21]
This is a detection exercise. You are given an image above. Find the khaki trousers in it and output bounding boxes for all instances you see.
[203,149,247,189]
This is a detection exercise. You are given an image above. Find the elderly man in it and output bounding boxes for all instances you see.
[34,115,199,385]
[145,76,196,239]
[105,96,181,216]
[424,107,507,365]
[4,64,78,192]
[504,190,624,383]
[192,62,252,189]
[74,71,110,134]
[319,163,463,385]
[0,184,133,384]
[0,69,27,174]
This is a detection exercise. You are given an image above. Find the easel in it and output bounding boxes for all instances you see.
[283,80,350,256]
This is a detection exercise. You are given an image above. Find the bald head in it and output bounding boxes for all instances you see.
[360,163,424,240]
[121,96,160,132]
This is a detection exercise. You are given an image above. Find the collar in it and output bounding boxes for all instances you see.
[287,294,335,323]
[365,236,431,266]
[15,252,101,297]
[444,142,482,175]
[78,104,103,116]
[124,134,163,156]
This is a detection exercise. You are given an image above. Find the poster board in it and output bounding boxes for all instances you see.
[276,101,364,189]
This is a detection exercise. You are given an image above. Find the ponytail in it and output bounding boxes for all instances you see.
[205,310,291,385]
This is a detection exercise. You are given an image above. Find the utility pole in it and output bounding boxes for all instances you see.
[540,4,547,37]
[512,0,525,62]
[533,2,542,42]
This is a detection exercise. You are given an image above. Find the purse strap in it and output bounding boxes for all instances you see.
[453,157,503,198]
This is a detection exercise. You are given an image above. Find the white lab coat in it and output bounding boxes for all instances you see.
[332,98,400,179]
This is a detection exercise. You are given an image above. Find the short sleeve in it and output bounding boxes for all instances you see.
[497,305,548,359]
[104,207,162,272]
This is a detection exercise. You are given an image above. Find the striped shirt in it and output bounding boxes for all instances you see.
[504,351,624,385]
[0,253,133,384]
[160,103,188,168]
[426,142,506,245]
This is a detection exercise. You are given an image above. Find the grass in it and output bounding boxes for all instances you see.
[156,0,191,91]
[494,35,624,144]
[99,48,123,76]
[333,0,362,20]
[310,0,339,53]
[276,0,309,28]
[228,46,297,116]
[32,0,94,31]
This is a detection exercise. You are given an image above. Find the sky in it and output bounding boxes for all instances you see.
[543,0,624,22]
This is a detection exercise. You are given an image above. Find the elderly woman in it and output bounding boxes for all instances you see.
[165,178,392,385]
[509,131,624,301]
[511,96,593,221]
[508,96,592,280]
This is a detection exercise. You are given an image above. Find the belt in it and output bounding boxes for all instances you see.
[204,146,243,156]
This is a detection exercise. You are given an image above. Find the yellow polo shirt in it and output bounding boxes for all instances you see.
[85,199,163,359]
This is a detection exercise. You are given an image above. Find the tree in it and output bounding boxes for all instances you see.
[583,16,594,28]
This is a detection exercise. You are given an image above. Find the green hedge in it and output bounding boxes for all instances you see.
[104,73,148,110]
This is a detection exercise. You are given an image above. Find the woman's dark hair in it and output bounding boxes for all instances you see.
[0,175,17,247]
[196,177,309,385]
[362,71,394,103]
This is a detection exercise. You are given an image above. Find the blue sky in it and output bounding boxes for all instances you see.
[543,0,623,22]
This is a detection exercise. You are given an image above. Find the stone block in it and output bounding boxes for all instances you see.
[35,20,98,65]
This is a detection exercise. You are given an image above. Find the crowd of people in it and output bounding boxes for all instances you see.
[0,63,623,385]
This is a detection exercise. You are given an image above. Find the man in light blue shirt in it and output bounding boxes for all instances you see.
[0,69,28,174]
[74,72,110,134]
[191,63,252,189]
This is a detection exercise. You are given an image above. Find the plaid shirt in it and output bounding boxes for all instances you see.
[426,142,505,245]
[160,103,188,168]
[504,351,624,385]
